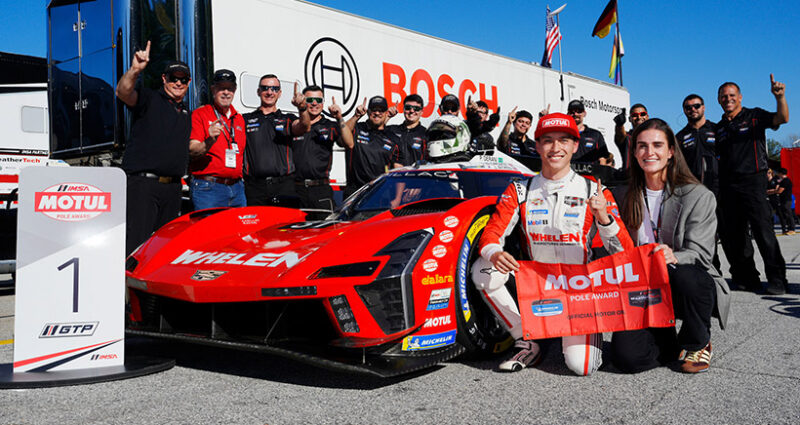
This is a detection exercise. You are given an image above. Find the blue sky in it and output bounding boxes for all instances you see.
[4,0,799,145]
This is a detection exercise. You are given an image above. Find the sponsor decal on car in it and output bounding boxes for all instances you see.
[238,214,260,225]
[401,330,456,351]
[422,314,452,328]
[426,288,451,310]
[432,244,447,258]
[191,270,228,281]
[421,274,454,285]
[530,299,564,317]
[171,249,309,269]
[443,215,459,228]
[34,183,111,221]
[457,215,490,322]
[39,322,99,338]
[438,230,454,243]
[422,258,438,272]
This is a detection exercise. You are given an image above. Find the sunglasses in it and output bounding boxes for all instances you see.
[305,97,323,104]
[568,108,585,114]
[630,112,648,118]
[404,105,422,112]
[369,108,387,113]
[259,85,281,92]
[684,103,703,110]
[167,75,190,84]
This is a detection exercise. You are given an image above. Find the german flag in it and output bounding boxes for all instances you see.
[592,0,617,38]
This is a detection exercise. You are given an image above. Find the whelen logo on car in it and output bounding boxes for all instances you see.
[172,249,308,269]
[34,183,111,222]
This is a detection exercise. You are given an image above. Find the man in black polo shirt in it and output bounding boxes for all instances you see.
[776,168,796,235]
[676,94,719,195]
[115,41,191,255]
[386,94,427,166]
[242,75,310,206]
[567,99,609,163]
[291,85,343,211]
[613,103,649,170]
[340,96,401,199]
[497,108,536,157]
[716,75,789,295]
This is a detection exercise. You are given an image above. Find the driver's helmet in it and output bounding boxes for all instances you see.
[427,115,471,159]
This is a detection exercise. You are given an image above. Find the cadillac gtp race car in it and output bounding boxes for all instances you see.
[125,154,534,377]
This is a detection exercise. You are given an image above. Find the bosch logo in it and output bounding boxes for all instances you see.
[304,37,360,117]
[34,183,111,221]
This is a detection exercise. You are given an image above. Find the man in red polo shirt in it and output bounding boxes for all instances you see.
[189,69,247,210]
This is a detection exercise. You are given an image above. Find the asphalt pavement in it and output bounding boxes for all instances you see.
[1,232,799,424]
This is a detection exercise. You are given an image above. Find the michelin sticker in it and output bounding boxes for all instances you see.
[457,215,490,322]
[401,330,457,351]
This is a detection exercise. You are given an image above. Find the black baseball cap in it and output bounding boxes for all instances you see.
[213,69,236,85]
[163,60,190,76]
[568,99,585,112]
[440,94,460,112]
[368,96,388,111]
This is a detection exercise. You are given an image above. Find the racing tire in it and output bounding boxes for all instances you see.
[453,209,514,357]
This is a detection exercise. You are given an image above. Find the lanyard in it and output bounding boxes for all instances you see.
[212,108,236,147]
[642,190,663,242]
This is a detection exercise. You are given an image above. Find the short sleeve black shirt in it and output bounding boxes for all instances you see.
[715,107,777,178]
[242,109,298,178]
[779,177,793,204]
[292,117,341,180]
[346,122,399,188]
[676,120,718,191]
[573,126,609,163]
[501,133,537,157]
[121,87,190,176]
[386,123,427,166]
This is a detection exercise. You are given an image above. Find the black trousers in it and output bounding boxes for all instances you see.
[718,173,787,288]
[778,200,796,233]
[296,183,335,220]
[244,177,298,207]
[610,264,716,373]
[126,175,181,255]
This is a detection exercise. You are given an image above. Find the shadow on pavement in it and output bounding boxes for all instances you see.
[125,336,436,389]
[764,296,800,319]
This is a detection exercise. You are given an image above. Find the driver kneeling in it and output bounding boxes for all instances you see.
[472,113,634,375]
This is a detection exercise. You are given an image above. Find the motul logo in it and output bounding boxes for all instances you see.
[542,118,570,127]
[544,263,640,291]
[34,183,111,221]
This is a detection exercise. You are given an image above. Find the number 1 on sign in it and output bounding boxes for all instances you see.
[57,257,79,313]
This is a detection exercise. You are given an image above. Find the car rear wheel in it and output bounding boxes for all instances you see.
[453,210,514,357]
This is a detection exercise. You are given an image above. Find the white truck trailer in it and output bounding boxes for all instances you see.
[47,0,629,187]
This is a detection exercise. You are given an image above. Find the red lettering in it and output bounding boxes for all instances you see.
[382,62,407,108]
[437,74,455,113]
[458,79,477,118]
[480,83,499,115]
[568,233,580,242]
[410,69,435,118]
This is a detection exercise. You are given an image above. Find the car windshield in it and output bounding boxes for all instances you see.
[334,170,528,221]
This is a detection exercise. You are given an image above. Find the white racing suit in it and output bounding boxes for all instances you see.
[473,170,633,375]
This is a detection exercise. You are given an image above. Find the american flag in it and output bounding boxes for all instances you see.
[542,7,562,68]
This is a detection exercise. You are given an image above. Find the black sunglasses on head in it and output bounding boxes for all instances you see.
[167,75,190,84]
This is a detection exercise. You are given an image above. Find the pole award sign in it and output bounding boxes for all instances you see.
[13,166,126,372]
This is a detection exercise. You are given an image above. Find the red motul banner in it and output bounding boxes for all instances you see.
[517,244,675,340]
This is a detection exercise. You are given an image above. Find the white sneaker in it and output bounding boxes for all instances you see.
[499,339,542,372]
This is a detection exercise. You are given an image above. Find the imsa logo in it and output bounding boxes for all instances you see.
[40,322,98,338]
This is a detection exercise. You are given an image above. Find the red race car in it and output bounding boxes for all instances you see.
[125,155,534,377]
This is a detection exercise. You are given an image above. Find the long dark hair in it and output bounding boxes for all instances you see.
[622,118,699,231]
